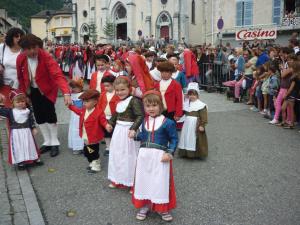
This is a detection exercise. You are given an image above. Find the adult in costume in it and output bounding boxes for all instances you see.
[16,34,71,157]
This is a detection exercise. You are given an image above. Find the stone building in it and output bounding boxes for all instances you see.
[74,0,204,45]
[0,8,23,36]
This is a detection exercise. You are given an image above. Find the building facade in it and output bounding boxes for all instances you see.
[31,7,74,44]
[74,0,204,45]
[0,8,23,36]
[205,0,300,46]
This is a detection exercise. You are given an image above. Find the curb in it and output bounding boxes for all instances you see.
[17,169,45,225]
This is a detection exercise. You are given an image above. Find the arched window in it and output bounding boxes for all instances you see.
[115,5,127,20]
[191,0,195,24]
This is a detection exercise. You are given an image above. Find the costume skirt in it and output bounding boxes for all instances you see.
[9,128,39,165]
[178,116,197,151]
[132,148,176,212]
[108,121,139,187]
[68,111,84,151]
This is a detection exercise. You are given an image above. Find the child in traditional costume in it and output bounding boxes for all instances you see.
[154,61,183,121]
[68,78,84,155]
[132,90,178,222]
[167,53,187,91]
[107,76,144,190]
[178,82,208,159]
[69,89,111,173]
[89,54,110,93]
[0,90,42,169]
[98,75,120,156]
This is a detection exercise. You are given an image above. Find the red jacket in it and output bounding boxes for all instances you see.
[155,80,183,117]
[89,70,111,92]
[17,49,70,103]
[97,91,120,116]
[69,105,107,144]
[183,49,199,78]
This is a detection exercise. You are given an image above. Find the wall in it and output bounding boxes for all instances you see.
[31,18,47,40]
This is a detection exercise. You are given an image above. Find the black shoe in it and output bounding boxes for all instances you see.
[103,150,109,156]
[233,98,239,103]
[50,146,59,157]
[17,163,27,170]
[40,145,51,154]
[34,160,44,166]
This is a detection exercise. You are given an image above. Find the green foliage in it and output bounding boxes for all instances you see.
[89,23,98,44]
[0,0,63,29]
[103,20,115,40]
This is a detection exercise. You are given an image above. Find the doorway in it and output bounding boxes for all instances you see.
[116,23,127,40]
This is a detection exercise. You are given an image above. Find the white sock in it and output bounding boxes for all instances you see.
[39,123,51,146]
[47,123,60,146]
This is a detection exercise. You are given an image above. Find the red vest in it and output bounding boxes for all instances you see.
[97,91,120,116]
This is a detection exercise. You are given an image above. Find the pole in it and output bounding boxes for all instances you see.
[211,0,214,44]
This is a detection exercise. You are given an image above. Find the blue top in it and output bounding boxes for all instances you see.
[268,74,279,96]
[256,52,269,67]
[173,71,187,90]
[136,117,178,154]
[235,56,245,80]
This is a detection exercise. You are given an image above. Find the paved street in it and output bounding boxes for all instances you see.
[2,91,300,225]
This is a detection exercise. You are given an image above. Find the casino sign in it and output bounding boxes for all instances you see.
[235,27,277,41]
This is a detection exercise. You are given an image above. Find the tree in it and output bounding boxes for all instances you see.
[103,20,115,40]
[89,23,98,44]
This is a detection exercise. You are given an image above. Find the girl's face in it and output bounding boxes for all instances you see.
[103,82,114,93]
[188,93,198,102]
[83,98,97,110]
[161,71,173,80]
[144,102,160,117]
[115,84,130,99]
[96,60,106,71]
[13,98,26,110]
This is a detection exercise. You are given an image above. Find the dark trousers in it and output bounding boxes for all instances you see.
[30,88,57,124]
[84,143,99,162]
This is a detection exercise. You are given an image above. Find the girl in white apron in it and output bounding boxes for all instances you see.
[0,90,42,169]
[132,90,178,222]
[68,78,84,154]
[108,76,143,190]
[178,82,208,159]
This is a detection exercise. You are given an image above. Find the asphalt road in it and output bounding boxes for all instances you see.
[28,92,300,225]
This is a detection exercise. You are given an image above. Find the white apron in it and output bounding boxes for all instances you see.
[10,109,38,164]
[68,93,84,151]
[108,121,140,186]
[134,147,170,204]
[178,116,198,151]
[178,99,207,151]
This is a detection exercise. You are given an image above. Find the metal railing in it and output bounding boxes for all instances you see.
[199,62,233,90]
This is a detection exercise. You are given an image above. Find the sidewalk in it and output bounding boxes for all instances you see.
[0,121,45,225]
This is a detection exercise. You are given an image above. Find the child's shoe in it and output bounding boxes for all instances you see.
[136,207,150,221]
[88,159,101,173]
[159,212,173,222]
[250,106,259,112]
[269,119,279,125]
[108,183,117,189]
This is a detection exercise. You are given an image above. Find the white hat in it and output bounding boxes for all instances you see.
[187,82,200,95]
[149,46,156,52]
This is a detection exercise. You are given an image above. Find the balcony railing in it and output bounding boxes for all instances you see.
[281,16,300,27]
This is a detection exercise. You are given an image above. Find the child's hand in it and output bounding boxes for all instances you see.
[161,153,173,162]
[128,130,136,139]
[199,126,205,132]
[105,124,113,133]
[32,128,38,136]
[174,116,180,121]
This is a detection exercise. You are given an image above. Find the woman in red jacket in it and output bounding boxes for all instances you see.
[16,34,72,157]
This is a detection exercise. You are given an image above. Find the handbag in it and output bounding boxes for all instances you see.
[0,44,6,87]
